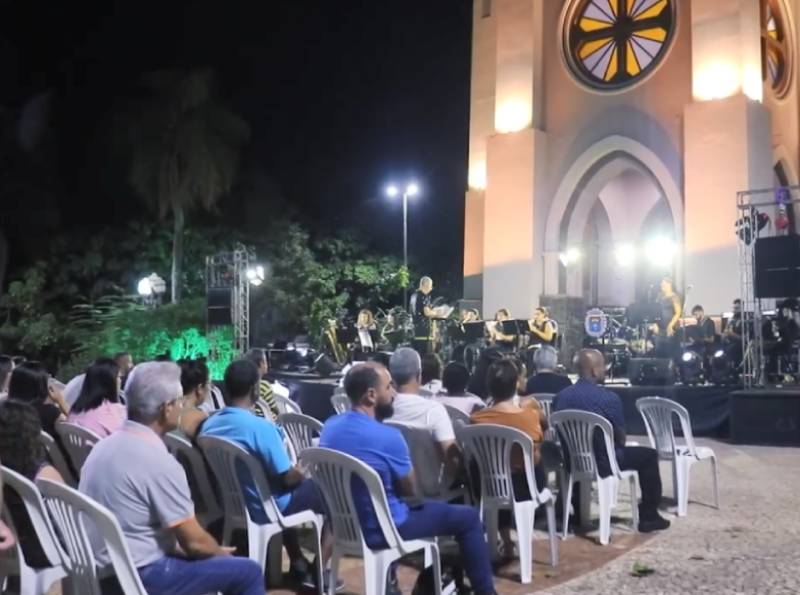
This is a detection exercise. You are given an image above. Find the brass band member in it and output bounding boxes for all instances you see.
[409,276,436,353]
[323,319,346,365]
[488,308,516,350]
[528,307,556,346]
[355,309,377,352]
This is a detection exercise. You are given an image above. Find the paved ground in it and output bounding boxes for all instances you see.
[268,437,800,594]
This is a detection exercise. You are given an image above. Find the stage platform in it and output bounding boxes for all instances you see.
[270,372,800,446]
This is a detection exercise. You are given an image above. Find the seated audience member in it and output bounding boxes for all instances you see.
[466,347,504,398]
[176,358,211,440]
[388,348,461,477]
[200,360,337,591]
[320,363,497,595]
[471,358,546,556]
[8,361,69,437]
[68,358,126,437]
[525,345,572,395]
[553,349,670,532]
[420,353,443,396]
[433,362,485,415]
[113,351,135,392]
[243,348,280,420]
[0,355,14,399]
[0,400,64,568]
[80,362,263,595]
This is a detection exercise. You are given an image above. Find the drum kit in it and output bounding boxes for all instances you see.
[584,306,662,380]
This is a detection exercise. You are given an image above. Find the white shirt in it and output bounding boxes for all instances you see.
[390,392,455,443]
[421,379,443,396]
[432,393,485,416]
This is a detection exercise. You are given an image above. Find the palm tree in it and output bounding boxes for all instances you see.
[128,69,249,303]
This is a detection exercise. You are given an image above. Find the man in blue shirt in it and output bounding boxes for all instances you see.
[554,349,670,532]
[320,362,497,595]
[201,360,338,591]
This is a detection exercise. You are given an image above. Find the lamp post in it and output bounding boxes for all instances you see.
[386,182,419,310]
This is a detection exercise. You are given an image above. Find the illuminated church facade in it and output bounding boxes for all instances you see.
[463,0,799,316]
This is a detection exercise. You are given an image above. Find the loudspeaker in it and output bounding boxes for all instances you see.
[755,235,800,298]
[314,353,340,377]
[628,358,675,386]
[206,288,232,326]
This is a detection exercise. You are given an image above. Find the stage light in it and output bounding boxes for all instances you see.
[645,237,677,268]
[495,99,531,134]
[559,247,581,267]
[468,161,487,190]
[406,183,419,197]
[614,243,636,267]
[246,265,265,287]
[682,351,694,363]
[679,350,704,385]
[714,349,725,358]
[137,277,152,297]
[385,185,399,198]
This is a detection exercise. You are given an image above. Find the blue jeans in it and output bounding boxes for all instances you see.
[283,478,328,516]
[370,500,495,595]
[137,555,263,595]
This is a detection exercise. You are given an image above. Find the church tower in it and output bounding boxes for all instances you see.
[464,0,799,317]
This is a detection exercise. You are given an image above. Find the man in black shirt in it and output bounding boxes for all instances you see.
[686,305,716,350]
[409,276,435,353]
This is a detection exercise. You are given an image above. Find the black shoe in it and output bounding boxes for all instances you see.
[289,556,311,582]
[300,569,345,592]
[639,515,671,533]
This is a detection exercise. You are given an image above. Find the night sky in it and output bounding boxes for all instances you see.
[1,1,473,294]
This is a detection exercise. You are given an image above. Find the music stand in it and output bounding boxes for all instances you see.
[463,321,486,343]
[336,327,357,345]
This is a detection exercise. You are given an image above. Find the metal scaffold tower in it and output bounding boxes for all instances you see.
[205,244,253,355]
[737,184,800,387]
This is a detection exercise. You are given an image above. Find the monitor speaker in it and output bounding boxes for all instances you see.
[755,235,800,298]
[628,358,675,386]
[206,288,232,326]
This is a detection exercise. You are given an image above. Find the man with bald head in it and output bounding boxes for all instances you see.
[554,349,670,532]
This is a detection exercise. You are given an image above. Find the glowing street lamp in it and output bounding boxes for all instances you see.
[246,265,265,287]
[385,181,420,309]
[137,273,166,306]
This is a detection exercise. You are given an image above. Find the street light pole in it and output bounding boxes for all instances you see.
[402,189,409,311]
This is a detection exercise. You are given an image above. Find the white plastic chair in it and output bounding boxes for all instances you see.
[301,447,446,595]
[36,478,148,595]
[384,421,466,503]
[278,413,323,456]
[253,398,276,420]
[442,404,471,428]
[636,396,719,517]
[525,394,556,443]
[0,467,68,595]
[39,431,76,487]
[550,410,639,545]
[330,392,351,415]
[208,385,225,411]
[275,393,302,415]
[197,435,323,590]
[163,432,223,528]
[459,425,557,584]
[54,422,101,477]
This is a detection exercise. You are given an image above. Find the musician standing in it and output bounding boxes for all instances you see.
[655,277,682,358]
[355,309,377,354]
[409,276,436,353]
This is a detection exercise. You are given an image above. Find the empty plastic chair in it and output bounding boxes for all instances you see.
[0,467,68,595]
[39,431,76,487]
[636,396,719,517]
[197,435,323,590]
[275,393,302,415]
[301,447,447,595]
[54,422,101,477]
[549,410,639,545]
[330,393,351,415]
[278,412,323,456]
[163,432,223,528]
[36,477,148,595]
[459,425,557,584]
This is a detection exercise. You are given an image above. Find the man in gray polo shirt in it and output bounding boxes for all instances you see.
[80,361,264,595]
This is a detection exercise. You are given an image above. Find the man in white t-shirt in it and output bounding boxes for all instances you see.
[388,348,461,478]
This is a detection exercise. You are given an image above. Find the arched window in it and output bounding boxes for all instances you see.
[564,0,676,91]
[762,0,793,97]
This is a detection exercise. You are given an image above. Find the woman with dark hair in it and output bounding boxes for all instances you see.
[471,358,546,559]
[0,355,13,398]
[8,361,69,437]
[0,400,64,568]
[68,358,126,437]
[177,358,210,440]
